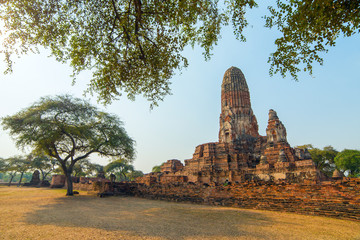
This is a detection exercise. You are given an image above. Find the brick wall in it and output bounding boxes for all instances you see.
[50,175,66,188]
[72,178,360,221]
[130,178,360,221]
[73,180,111,193]
[50,175,80,188]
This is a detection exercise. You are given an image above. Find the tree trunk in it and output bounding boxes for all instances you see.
[41,170,45,182]
[8,174,15,186]
[17,172,24,187]
[43,172,49,182]
[65,169,74,196]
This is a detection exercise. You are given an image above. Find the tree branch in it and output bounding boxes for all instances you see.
[61,128,76,160]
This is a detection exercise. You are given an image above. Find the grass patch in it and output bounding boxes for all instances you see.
[0,186,359,240]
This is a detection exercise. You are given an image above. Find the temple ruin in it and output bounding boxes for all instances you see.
[138,67,320,185]
[66,66,359,221]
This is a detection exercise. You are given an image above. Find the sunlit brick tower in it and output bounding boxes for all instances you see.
[136,66,321,185]
[219,66,259,144]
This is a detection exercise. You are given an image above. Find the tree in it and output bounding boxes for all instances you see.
[1,1,358,106]
[14,156,32,186]
[296,145,338,177]
[0,1,256,107]
[311,146,338,177]
[31,154,57,181]
[0,158,11,183]
[88,163,105,178]
[127,170,144,181]
[265,0,360,80]
[0,157,5,172]
[73,159,102,178]
[2,157,29,186]
[105,159,136,181]
[296,144,314,150]
[2,95,135,195]
[334,149,360,177]
[152,164,163,173]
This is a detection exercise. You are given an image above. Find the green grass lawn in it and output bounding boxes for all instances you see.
[0,186,359,240]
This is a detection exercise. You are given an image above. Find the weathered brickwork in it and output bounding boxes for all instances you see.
[161,159,184,173]
[50,175,105,188]
[130,179,360,221]
[138,67,322,185]
[71,178,360,221]
[73,178,111,193]
[67,66,359,222]
[219,67,259,141]
[50,174,66,188]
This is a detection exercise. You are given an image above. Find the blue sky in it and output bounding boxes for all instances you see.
[0,5,359,173]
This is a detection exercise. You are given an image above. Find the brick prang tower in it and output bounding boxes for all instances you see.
[219,67,259,144]
[138,66,321,185]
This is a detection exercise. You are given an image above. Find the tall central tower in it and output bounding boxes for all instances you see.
[219,67,259,144]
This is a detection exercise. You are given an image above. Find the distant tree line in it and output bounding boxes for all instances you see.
[0,154,143,186]
[0,155,35,186]
[296,145,360,178]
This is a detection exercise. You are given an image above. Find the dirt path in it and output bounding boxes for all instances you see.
[0,186,359,240]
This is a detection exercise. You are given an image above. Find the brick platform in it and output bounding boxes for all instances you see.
[72,177,360,221]
[129,179,360,221]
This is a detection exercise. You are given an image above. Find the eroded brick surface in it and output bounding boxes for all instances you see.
[137,67,321,185]
[130,179,360,221]
[72,179,360,221]
[69,67,360,221]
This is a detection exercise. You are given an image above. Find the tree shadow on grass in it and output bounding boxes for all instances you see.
[25,195,274,239]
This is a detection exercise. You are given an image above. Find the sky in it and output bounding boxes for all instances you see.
[0,5,359,173]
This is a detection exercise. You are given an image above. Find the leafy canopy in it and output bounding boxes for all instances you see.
[265,0,360,80]
[0,158,5,172]
[31,154,57,180]
[310,146,338,177]
[2,95,135,194]
[2,156,31,174]
[105,159,135,181]
[0,156,32,185]
[0,0,256,107]
[2,95,135,164]
[73,158,103,177]
[1,1,358,106]
[334,149,360,177]
[127,170,144,181]
[296,145,338,177]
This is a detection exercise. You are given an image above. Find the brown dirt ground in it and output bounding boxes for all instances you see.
[0,186,359,240]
